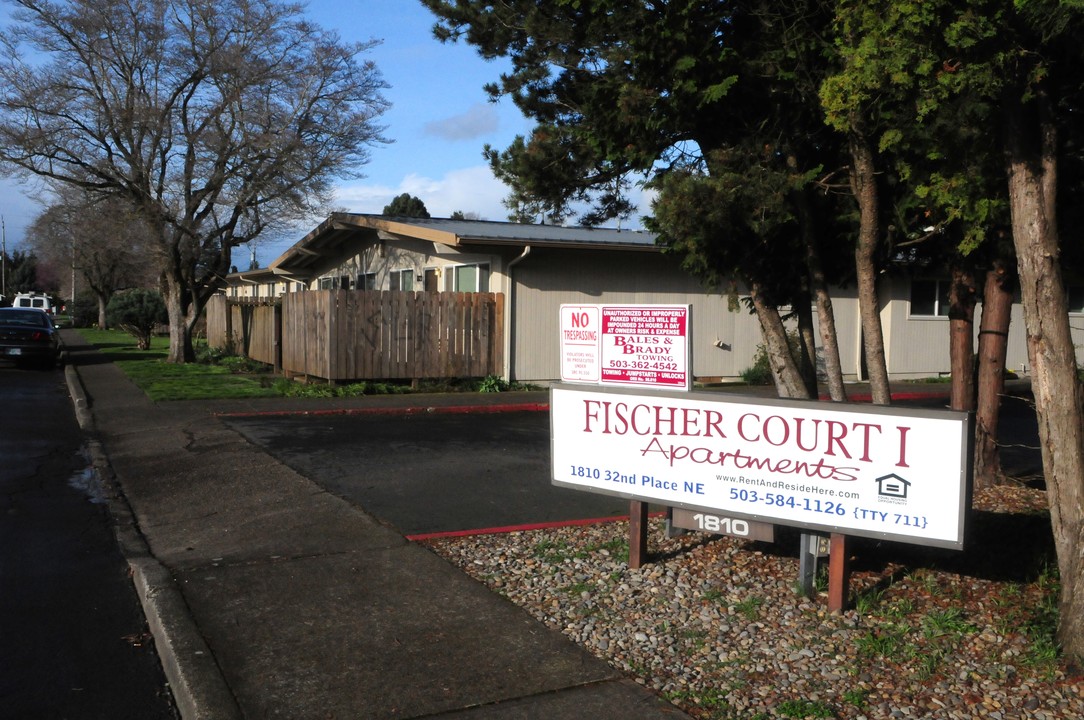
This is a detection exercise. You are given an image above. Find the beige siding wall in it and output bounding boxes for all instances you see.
[507,249,760,382]
[879,277,1041,379]
[312,237,503,292]
[227,278,301,299]
[882,278,952,378]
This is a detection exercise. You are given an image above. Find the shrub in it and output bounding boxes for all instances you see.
[740,343,774,385]
[478,374,509,392]
[70,293,100,328]
[106,289,168,350]
[740,332,805,385]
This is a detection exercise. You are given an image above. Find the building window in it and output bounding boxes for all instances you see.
[910,279,949,317]
[1068,286,1084,313]
[390,269,415,291]
[447,263,489,292]
[318,275,353,290]
[358,272,377,290]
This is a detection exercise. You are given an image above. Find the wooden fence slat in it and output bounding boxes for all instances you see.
[380,290,393,378]
[476,292,489,377]
[329,290,342,381]
[457,292,468,376]
[395,291,406,376]
[421,292,436,376]
[359,292,369,378]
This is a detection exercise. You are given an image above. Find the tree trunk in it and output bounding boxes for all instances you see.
[749,282,811,399]
[796,288,819,398]
[162,272,195,363]
[806,229,847,403]
[1005,99,1084,663]
[96,292,108,329]
[849,131,891,405]
[973,260,1014,489]
[790,154,847,402]
[948,266,978,412]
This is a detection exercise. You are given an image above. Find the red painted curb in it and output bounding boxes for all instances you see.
[828,392,950,403]
[216,391,952,420]
[215,402,550,419]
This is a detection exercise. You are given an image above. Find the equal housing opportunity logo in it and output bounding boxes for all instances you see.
[875,473,911,505]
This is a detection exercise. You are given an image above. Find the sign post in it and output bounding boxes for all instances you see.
[829,533,851,612]
[555,305,971,609]
[560,303,693,566]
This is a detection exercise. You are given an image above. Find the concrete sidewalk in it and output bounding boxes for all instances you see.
[60,331,689,720]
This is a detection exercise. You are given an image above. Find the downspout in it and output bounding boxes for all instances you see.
[504,246,532,381]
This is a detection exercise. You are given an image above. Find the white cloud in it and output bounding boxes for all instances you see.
[422,103,500,141]
[334,164,510,221]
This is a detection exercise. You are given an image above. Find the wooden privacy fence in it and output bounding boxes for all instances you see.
[207,290,504,382]
[206,296,279,366]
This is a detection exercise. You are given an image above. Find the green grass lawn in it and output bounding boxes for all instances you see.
[74,328,537,401]
[75,328,280,402]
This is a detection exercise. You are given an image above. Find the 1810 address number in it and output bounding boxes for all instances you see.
[670,507,775,542]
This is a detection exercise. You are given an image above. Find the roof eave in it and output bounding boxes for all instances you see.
[455,236,661,252]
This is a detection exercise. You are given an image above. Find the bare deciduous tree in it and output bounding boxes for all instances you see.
[0,0,389,361]
[26,189,158,328]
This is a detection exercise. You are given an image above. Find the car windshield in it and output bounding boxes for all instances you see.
[0,310,49,327]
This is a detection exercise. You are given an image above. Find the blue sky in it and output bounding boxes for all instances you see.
[0,1,646,268]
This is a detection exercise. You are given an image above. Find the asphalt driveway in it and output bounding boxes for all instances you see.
[223,409,638,536]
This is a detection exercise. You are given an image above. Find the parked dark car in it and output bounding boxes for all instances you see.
[0,308,61,368]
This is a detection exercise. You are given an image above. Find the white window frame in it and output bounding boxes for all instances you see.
[445,263,489,292]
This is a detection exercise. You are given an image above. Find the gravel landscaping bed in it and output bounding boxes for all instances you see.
[424,485,1083,719]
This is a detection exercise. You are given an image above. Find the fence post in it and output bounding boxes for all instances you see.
[223,299,233,352]
[273,302,282,373]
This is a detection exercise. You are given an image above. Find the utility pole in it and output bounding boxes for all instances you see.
[2,215,6,300]
[71,237,76,325]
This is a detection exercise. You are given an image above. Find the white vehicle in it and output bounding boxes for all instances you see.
[12,292,59,318]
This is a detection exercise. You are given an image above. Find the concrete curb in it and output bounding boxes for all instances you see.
[65,364,241,720]
[65,363,92,429]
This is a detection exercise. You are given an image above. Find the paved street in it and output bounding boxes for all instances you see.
[0,364,176,720]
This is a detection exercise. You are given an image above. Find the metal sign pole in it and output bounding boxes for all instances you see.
[628,500,649,569]
[798,532,818,597]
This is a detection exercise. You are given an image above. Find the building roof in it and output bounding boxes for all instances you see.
[372,215,658,248]
[261,213,659,280]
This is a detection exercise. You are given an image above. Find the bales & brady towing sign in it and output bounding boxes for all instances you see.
[551,384,971,549]
[560,304,690,390]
